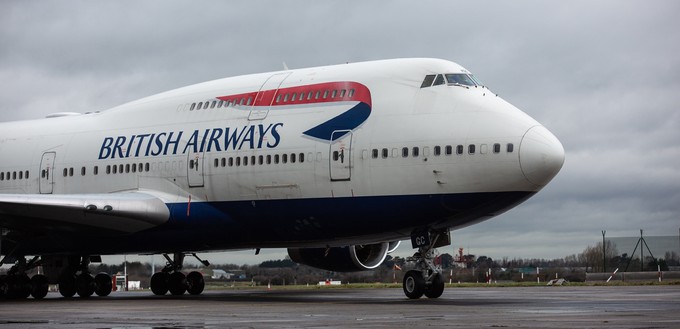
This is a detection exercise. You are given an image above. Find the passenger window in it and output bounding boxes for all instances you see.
[19,171,23,179]
[94,166,99,175]
[445,145,452,155]
[331,90,337,98]
[218,100,224,108]
[211,101,216,109]
[340,89,346,98]
[81,167,86,176]
[243,156,248,166]
[145,163,150,172]
[247,97,253,105]
[382,148,388,159]
[434,146,441,156]
[221,158,226,167]
[333,151,339,161]
[468,145,476,154]
[229,157,234,167]
[274,154,280,164]
[236,157,241,166]
[493,143,501,153]
[323,90,329,99]
[69,168,74,176]
[299,153,305,163]
[402,147,409,157]
[412,147,419,157]
[197,102,203,110]
[283,94,289,102]
[276,94,282,103]
[106,165,111,174]
[282,154,288,163]
[190,103,196,111]
[421,75,436,88]
[113,165,118,174]
[315,91,320,99]
[349,89,355,97]
[291,93,297,102]
[507,143,514,153]
[291,153,296,163]
[456,145,464,155]
[25,170,29,179]
[214,159,219,167]
[372,149,378,159]
[258,155,264,165]
[266,155,271,165]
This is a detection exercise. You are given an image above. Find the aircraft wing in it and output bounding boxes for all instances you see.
[0,192,170,235]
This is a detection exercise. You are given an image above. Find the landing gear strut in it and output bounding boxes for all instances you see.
[403,228,450,299]
[150,253,208,296]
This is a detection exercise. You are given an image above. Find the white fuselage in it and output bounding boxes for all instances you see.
[0,58,564,255]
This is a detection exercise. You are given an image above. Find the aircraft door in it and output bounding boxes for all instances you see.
[248,72,291,121]
[329,130,352,181]
[39,152,56,194]
[187,150,205,187]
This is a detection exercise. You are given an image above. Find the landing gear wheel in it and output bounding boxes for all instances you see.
[403,270,425,299]
[0,275,7,299]
[94,273,112,297]
[76,273,95,297]
[30,274,49,299]
[424,273,445,299]
[150,272,169,295]
[168,272,187,295]
[59,275,77,298]
[186,271,205,295]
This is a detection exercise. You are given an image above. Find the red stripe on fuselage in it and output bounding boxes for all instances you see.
[216,81,371,108]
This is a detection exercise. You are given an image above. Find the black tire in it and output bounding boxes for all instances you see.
[30,274,49,299]
[150,272,169,295]
[58,275,77,298]
[94,273,112,297]
[168,272,187,295]
[186,271,205,295]
[424,273,445,299]
[403,270,425,299]
[0,275,7,299]
[76,273,95,297]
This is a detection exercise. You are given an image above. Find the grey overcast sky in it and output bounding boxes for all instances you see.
[1,1,679,265]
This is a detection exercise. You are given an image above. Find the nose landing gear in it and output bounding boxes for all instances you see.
[403,228,450,299]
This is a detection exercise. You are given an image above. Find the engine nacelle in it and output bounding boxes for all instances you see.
[288,242,390,272]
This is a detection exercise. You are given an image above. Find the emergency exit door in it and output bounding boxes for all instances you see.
[329,130,352,181]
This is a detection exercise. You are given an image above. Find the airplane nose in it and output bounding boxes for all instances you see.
[519,125,565,186]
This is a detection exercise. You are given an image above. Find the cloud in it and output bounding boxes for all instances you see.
[1,1,679,264]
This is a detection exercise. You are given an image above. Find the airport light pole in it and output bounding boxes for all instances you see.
[602,230,606,272]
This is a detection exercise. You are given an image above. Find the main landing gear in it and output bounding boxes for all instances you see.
[0,255,112,299]
[56,255,112,298]
[0,256,45,299]
[402,228,450,299]
[150,253,208,296]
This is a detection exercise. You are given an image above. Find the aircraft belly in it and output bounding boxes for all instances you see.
[9,191,533,255]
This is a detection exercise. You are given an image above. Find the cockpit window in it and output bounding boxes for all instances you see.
[421,75,436,88]
[445,74,479,87]
[433,74,445,86]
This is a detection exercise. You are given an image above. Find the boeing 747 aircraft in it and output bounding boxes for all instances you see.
[0,58,564,299]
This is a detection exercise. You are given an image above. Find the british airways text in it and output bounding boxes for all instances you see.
[98,123,283,160]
